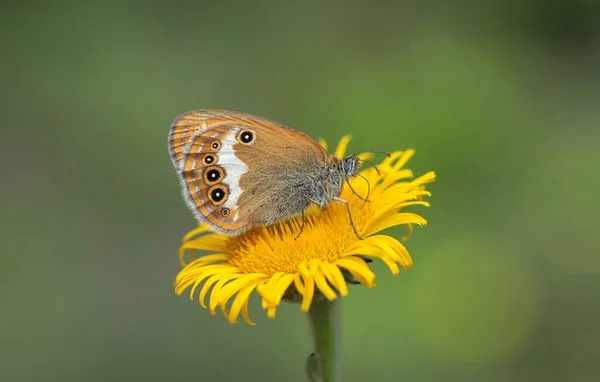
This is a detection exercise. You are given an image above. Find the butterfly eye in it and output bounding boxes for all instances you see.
[203,154,217,165]
[221,208,230,216]
[207,184,229,206]
[237,130,255,144]
[203,166,224,185]
[211,140,221,150]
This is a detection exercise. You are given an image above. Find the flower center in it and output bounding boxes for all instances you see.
[226,201,370,275]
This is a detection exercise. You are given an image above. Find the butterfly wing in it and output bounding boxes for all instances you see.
[168,110,329,234]
[169,110,225,171]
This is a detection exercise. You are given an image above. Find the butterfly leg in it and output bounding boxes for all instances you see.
[333,197,363,240]
[345,176,371,210]
[295,197,322,240]
[294,209,306,240]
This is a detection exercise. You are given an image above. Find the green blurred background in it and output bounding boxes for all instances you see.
[2,1,599,381]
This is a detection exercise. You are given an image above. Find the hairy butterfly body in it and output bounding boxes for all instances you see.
[168,110,362,238]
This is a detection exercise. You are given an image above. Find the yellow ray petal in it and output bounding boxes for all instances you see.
[394,201,430,209]
[340,241,381,259]
[381,151,404,166]
[342,238,406,273]
[409,171,436,187]
[260,272,285,305]
[208,274,240,314]
[391,149,415,171]
[403,223,413,241]
[370,235,413,269]
[199,274,222,308]
[334,135,352,158]
[182,225,211,241]
[318,138,328,150]
[272,274,296,305]
[175,265,219,295]
[336,257,375,287]
[357,152,374,162]
[175,262,233,287]
[187,266,240,300]
[299,263,315,311]
[178,251,228,267]
[220,300,230,321]
[241,297,255,325]
[217,274,267,307]
[378,169,415,190]
[312,264,337,301]
[294,273,306,295]
[367,193,429,224]
[260,292,269,310]
[228,280,262,324]
[320,263,348,296]
[179,237,228,261]
[379,254,400,275]
[365,212,428,237]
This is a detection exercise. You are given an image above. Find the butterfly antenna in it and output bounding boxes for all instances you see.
[353,150,391,157]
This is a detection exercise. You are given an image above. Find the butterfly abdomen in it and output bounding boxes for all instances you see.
[239,160,316,225]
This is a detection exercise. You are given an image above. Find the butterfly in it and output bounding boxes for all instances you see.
[168,109,379,239]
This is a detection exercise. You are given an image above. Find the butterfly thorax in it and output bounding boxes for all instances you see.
[308,155,360,210]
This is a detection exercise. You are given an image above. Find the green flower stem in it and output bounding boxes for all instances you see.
[307,298,342,382]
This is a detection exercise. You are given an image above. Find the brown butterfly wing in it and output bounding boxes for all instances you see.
[233,125,330,226]
[169,110,329,234]
[169,110,234,170]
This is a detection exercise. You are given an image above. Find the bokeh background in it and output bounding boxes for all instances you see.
[2,1,599,381]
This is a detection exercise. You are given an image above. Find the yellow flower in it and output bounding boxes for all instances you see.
[174,136,436,325]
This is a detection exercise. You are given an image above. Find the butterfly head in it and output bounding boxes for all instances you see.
[338,154,361,179]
